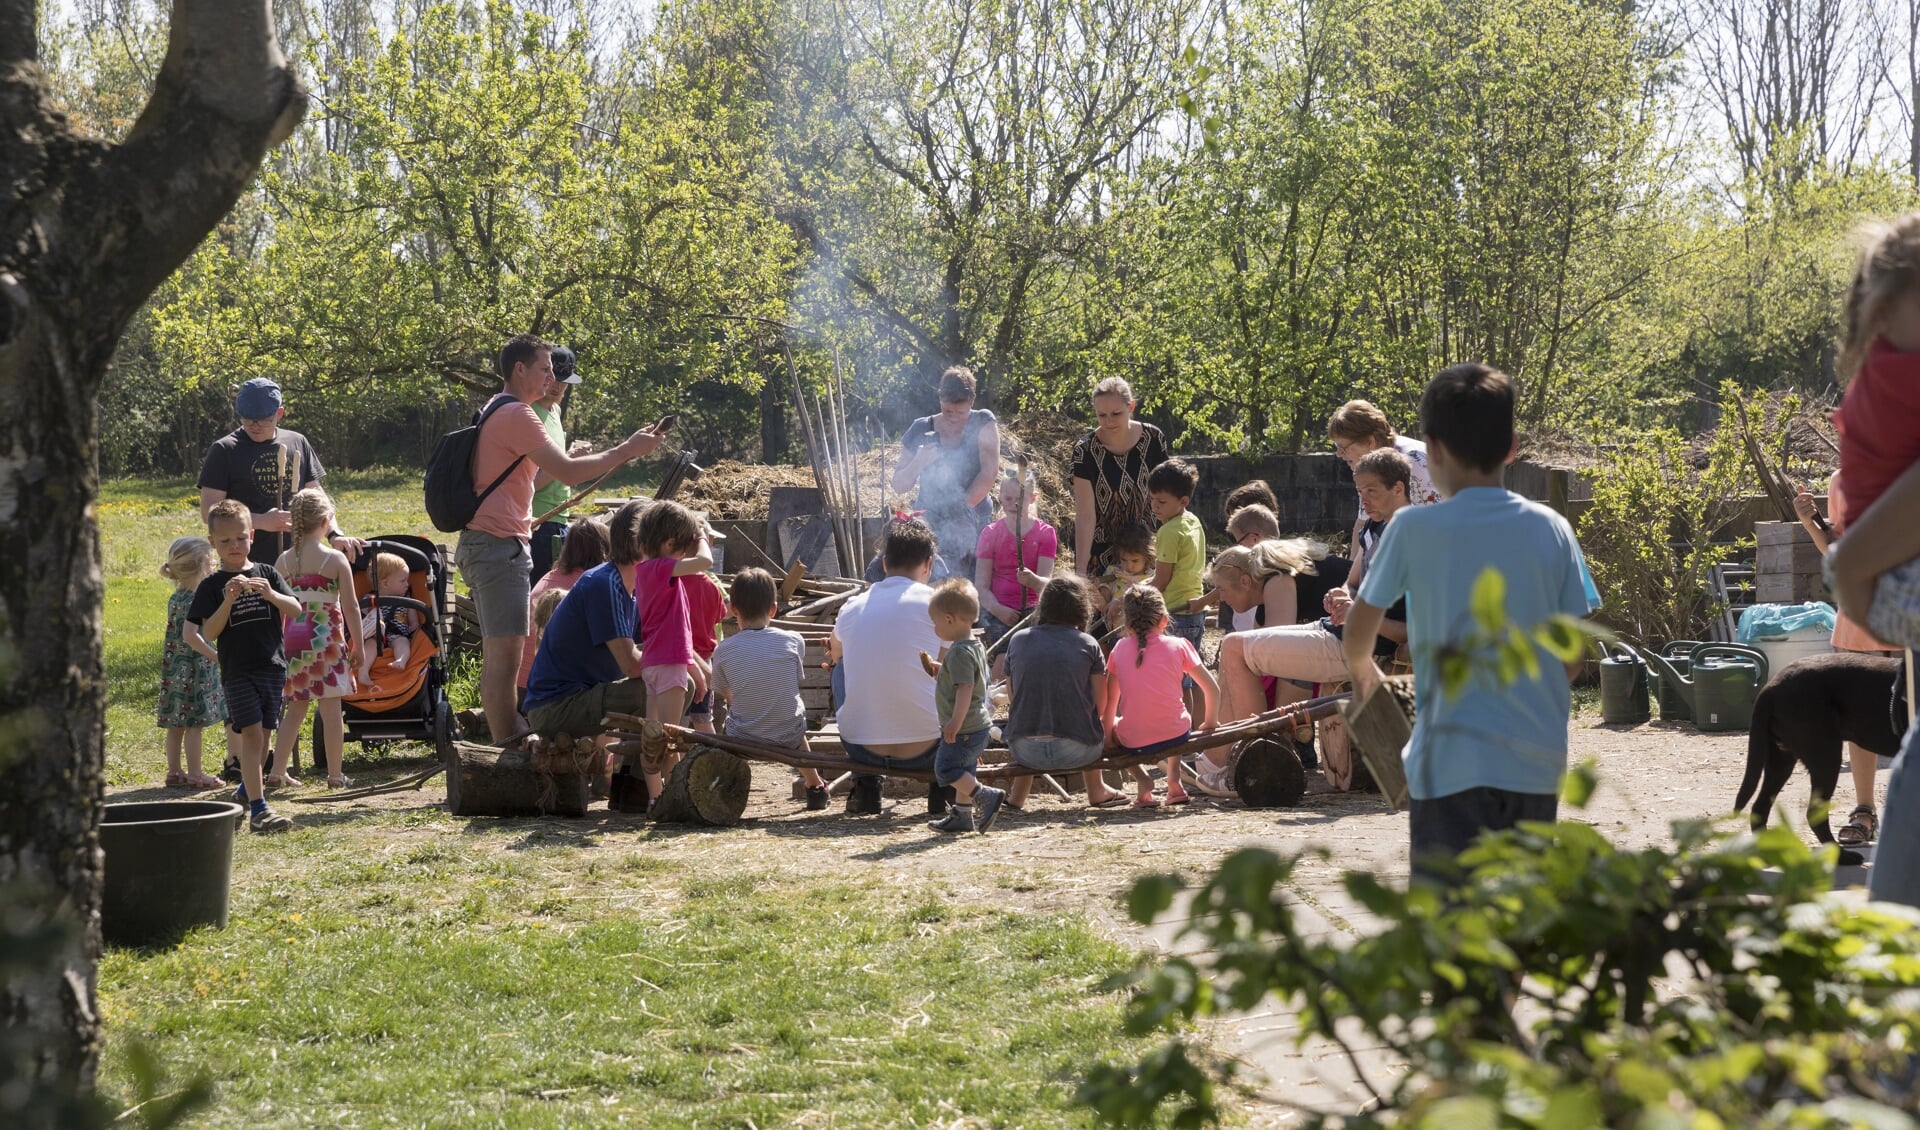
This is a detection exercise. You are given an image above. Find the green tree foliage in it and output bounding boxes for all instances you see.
[148,0,795,437]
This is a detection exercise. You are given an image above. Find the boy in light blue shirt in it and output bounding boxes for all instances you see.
[1342,363,1600,886]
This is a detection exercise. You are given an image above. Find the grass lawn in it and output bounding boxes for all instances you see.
[97,472,1162,1127]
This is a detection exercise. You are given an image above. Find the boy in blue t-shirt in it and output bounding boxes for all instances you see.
[1342,363,1600,886]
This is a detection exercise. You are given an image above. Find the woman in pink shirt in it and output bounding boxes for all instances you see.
[1101,584,1219,808]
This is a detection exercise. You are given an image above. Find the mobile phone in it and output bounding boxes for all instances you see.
[654,414,677,434]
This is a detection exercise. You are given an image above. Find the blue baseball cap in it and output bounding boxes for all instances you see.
[550,346,582,384]
[234,378,283,419]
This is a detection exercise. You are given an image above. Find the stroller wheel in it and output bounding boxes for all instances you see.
[435,701,457,766]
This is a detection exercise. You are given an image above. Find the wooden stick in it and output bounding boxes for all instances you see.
[785,588,860,620]
[288,763,445,803]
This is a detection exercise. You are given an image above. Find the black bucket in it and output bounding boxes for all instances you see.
[101,800,242,947]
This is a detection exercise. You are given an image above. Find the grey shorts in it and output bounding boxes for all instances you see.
[1408,786,1558,888]
[526,679,648,740]
[458,529,532,638]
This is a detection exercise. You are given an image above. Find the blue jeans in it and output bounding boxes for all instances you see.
[843,739,939,788]
[1869,706,1920,907]
[981,615,1019,651]
[933,727,991,786]
[1010,734,1104,773]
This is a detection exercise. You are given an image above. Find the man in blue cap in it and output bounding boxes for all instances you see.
[199,377,362,565]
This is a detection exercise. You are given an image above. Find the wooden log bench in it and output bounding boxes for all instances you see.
[603,694,1349,821]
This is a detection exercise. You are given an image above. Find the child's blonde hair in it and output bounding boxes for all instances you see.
[1209,539,1324,593]
[1226,504,1281,542]
[533,588,567,634]
[1121,583,1168,667]
[160,536,216,590]
[287,487,335,556]
[371,552,409,591]
[1839,213,1920,383]
[928,576,980,622]
[999,464,1038,515]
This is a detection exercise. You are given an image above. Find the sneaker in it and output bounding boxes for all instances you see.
[929,806,974,833]
[804,785,830,811]
[973,786,1007,833]
[608,770,651,814]
[927,782,955,815]
[1293,734,1319,772]
[846,777,883,815]
[1192,758,1237,799]
[249,808,294,834]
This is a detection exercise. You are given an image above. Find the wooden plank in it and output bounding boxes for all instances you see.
[1754,520,1811,546]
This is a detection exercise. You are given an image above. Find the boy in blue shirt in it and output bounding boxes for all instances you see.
[1341,363,1600,885]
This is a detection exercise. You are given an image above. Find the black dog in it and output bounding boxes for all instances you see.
[1735,651,1909,866]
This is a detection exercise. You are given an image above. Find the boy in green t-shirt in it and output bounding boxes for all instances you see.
[1148,458,1209,651]
[918,578,1006,834]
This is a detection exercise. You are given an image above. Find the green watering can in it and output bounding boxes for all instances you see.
[1597,640,1650,724]
[1645,640,1706,722]
[1638,643,1770,733]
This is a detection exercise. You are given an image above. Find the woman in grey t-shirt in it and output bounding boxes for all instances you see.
[1004,575,1128,808]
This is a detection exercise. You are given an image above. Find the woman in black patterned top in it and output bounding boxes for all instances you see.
[1070,377,1170,577]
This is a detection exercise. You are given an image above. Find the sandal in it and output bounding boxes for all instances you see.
[1130,795,1162,810]
[263,773,301,790]
[1837,806,1878,847]
[185,773,225,790]
[1089,795,1129,809]
[327,774,354,790]
[165,769,188,788]
[1164,789,1194,806]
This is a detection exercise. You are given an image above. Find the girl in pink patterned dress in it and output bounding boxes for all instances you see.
[271,488,364,788]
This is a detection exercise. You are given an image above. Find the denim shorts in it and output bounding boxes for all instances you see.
[1009,734,1104,773]
[933,727,991,786]
[457,528,531,638]
[1408,786,1559,888]
[1121,731,1191,760]
[981,615,1019,651]
[686,690,713,717]
[1167,611,1207,647]
[223,667,286,733]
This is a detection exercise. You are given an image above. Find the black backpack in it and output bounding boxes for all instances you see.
[423,397,530,533]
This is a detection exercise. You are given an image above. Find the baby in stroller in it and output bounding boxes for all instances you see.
[359,552,420,680]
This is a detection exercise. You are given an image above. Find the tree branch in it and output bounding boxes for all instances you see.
[80,0,308,336]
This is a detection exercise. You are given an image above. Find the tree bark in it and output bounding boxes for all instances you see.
[0,0,305,1097]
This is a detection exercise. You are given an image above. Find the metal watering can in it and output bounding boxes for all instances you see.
[1644,640,1705,722]
[1637,643,1770,733]
[1597,640,1650,724]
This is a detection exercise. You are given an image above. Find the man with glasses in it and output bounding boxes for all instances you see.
[198,378,361,565]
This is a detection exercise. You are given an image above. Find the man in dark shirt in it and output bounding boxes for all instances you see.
[198,378,361,565]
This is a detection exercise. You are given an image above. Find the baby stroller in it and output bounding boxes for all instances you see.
[298,535,459,773]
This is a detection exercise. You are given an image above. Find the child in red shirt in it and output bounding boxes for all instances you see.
[633,501,714,799]
[684,571,726,734]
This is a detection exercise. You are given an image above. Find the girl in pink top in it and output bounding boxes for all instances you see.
[516,517,612,691]
[1102,584,1218,807]
[974,468,1057,649]
[633,501,714,797]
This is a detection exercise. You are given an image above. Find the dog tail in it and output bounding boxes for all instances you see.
[1735,693,1771,813]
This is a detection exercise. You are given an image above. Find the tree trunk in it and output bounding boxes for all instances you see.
[0,0,306,1099]
[758,371,788,463]
[651,747,751,826]
[445,740,590,818]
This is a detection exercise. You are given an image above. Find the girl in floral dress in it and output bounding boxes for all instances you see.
[270,488,364,788]
[157,536,226,788]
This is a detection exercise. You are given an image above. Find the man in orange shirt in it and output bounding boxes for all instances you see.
[461,334,665,745]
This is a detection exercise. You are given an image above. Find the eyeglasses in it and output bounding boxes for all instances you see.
[1332,439,1357,457]
[1236,531,1263,546]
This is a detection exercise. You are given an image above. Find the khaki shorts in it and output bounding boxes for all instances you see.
[526,678,648,740]
[458,529,531,638]
[1230,622,1351,684]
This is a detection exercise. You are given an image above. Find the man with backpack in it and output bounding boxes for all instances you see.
[454,334,665,747]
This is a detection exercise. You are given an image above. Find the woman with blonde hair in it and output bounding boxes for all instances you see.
[1071,376,1171,578]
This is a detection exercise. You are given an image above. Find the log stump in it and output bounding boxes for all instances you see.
[445,739,589,818]
[1233,737,1307,808]
[651,747,751,826]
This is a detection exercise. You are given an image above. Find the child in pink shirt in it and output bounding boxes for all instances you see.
[973,469,1057,650]
[1101,583,1218,807]
[633,501,714,798]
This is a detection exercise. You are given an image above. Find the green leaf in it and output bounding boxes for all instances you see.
[1470,567,1507,635]
[1127,873,1184,925]
[1561,760,1598,809]
[1540,1084,1602,1130]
